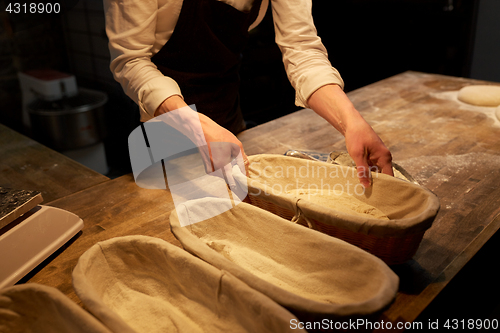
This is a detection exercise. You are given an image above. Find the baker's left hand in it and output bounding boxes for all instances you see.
[344,116,393,188]
[307,84,393,187]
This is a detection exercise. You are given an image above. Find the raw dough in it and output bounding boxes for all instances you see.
[496,105,500,122]
[457,85,500,107]
[286,188,389,220]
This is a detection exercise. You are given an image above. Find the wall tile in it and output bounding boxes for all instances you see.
[91,36,110,58]
[85,0,104,12]
[64,11,88,33]
[94,57,114,82]
[88,12,106,36]
[71,53,93,78]
[69,32,91,53]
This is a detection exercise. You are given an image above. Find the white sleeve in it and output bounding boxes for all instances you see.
[104,0,183,121]
[270,0,344,108]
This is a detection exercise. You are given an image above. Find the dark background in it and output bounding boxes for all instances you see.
[0,0,485,176]
[239,0,478,124]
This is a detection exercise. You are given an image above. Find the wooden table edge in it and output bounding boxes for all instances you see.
[395,213,500,324]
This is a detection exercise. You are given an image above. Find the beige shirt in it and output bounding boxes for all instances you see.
[104,0,344,122]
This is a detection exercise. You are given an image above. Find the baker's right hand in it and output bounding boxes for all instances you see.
[197,113,249,190]
[155,96,249,190]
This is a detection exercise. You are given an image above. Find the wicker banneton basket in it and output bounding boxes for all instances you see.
[170,198,399,321]
[234,154,440,265]
[72,236,304,333]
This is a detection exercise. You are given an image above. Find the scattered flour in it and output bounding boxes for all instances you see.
[396,152,500,185]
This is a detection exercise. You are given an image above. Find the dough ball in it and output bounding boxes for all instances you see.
[457,85,500,107]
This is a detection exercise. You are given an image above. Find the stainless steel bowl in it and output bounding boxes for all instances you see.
[28,88,107,151]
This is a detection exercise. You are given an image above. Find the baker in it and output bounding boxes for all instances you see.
[104,0,393,187]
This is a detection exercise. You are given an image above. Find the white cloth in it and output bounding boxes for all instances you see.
[104,0,345,121]
[72,235,305,333]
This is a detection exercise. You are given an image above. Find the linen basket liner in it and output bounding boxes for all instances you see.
[234,154,440,237]
[0,283,112,333]
[72,235,303,333]
[170,198,399,319]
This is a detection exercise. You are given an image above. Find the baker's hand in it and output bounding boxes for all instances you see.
[197,113,249,189]
[344,117,393,187]
[155,96,249,190]
[307,84,393,187]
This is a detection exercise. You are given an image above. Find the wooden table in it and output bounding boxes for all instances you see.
[0,123,109,203]
[18,71,500,328]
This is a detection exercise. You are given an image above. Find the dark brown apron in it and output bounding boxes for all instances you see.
[152,0,262,134]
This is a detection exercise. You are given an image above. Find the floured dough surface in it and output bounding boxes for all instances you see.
[457,85,500,107]
[286,188,389,220]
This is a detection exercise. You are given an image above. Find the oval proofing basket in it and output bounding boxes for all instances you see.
[170,198,399,321]
[0,283,112,333]
[72,235,304,333]
[235,154,440,265]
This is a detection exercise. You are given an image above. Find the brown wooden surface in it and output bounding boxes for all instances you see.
[22,71,500,327]
[0,123,109,203]
[239,71,500,326]
[25,174,179,304]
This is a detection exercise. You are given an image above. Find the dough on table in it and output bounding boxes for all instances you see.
[286,188,389,220]
[457,85,500,107]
